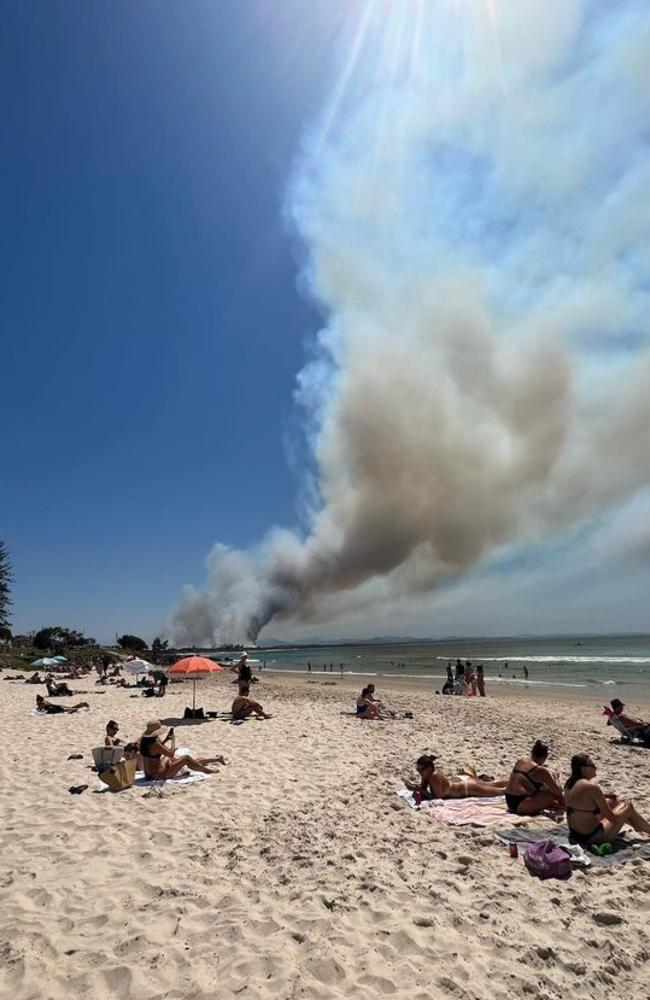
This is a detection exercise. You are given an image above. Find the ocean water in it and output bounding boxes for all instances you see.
[253,634,650,697]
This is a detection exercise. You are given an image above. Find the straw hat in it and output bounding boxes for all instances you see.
[239,651,248,659]
[142,719,165,738]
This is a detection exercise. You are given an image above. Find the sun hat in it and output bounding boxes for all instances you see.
[239,651,248,659]
[142,719,165,738]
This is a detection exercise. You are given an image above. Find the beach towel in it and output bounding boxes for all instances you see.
[495,825,650,868]
[134,771,210,787]
[126,747,212,788]
[396,788,529,827]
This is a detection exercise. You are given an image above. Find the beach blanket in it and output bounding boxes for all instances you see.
[134,771,210,788]
[495,825,650,868]
[396,788,529,827]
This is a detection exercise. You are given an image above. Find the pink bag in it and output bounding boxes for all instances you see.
[524,840,572,880]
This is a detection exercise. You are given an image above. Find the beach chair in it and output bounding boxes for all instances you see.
[92,746,125,771]
[603,709,650,747]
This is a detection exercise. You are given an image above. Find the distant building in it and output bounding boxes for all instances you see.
[11,634,34,648]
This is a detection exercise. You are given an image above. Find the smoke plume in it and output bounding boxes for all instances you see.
[173,0,650,645]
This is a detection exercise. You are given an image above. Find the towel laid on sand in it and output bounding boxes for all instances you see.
[134,771,210,788]
[397,788,530,827]
[495,825,650,867]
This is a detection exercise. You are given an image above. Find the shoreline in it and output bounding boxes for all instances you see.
[254,666,650,706]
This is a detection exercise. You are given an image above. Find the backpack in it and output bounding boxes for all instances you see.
[524,840,572,880]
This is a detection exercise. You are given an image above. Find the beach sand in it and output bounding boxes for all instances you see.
[2,671,650,999]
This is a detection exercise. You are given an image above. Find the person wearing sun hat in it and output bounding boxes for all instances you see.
[610,699,650,740]
[139,719,227,780]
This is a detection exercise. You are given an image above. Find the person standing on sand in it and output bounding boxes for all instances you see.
[476,664,486,697]
[307,660,312,674]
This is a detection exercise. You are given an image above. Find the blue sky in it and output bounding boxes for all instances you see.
[4,1,650,644]
[2,1,345,640]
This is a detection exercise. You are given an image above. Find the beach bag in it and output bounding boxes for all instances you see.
[524,840,572,880]
[99,758,136,792]
[92,746,124,772]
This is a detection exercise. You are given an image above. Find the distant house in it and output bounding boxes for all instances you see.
[11,634,34,648]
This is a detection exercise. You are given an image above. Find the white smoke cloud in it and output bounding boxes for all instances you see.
[173,0,650,646]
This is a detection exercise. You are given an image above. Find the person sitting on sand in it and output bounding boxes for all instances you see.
[356,686,390,719]
[36,694,89,714]
[45,674,74,697]
[364,684,395,717]
[406,754,508,799]
[25,672,44,684]
[505,740,564,815]
[123,741,143,770]
[139,720,226,779]
[564,753,650,846]
[231,694,270,721]
[104,720,122,747]
[453,663,466,695]
[609,699,650,741]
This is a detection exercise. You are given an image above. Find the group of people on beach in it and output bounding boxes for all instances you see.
[441,660,486,697]
[102,718,227,779]
[406,727,650,847]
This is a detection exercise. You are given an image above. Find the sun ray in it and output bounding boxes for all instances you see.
[312,0,378,158]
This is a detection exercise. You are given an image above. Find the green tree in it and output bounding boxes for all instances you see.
[0,625,12,642]
[0,538,12,630]
[117,634,147,652]
[151,636,169,662]
[33,626,90,650]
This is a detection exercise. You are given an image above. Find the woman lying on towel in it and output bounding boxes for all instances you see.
[140,720,226,780]
[505,740,564,815]
[564,753,650,846]
[36,695,89,714]
[406,754,508,799]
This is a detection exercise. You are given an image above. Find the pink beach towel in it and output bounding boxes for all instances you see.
[396,790,529,827]
[420,797,530,827]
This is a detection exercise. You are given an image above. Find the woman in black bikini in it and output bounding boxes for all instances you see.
[505,740,564,815]
[139,720,226,779]
[564,754,650,846]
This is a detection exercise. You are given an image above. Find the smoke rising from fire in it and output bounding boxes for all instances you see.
[173,0,650,645]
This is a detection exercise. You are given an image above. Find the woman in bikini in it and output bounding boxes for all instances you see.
[505,740,564,815]
[36,695,89,714]
[356,687,389,719]
[139,720,226,779]
[406,754,508,799]
[564,754,650,846]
